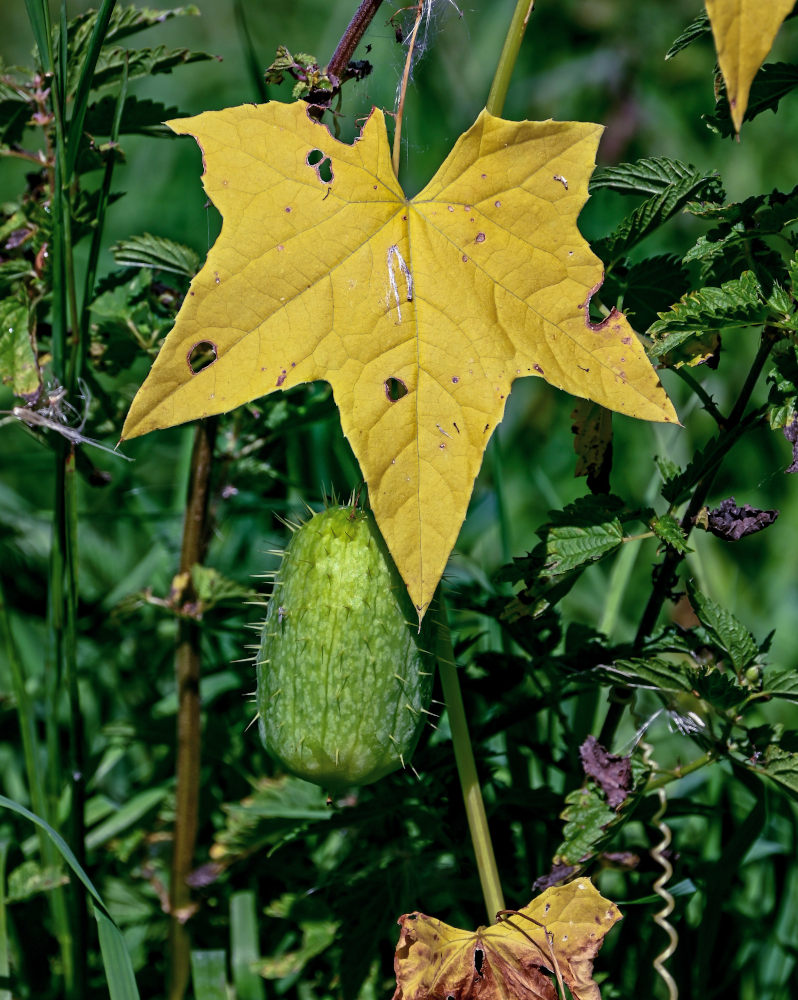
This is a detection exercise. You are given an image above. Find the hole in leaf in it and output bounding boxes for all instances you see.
[188,341,217,374]
[474,949,484,976]
[384,376,408,401]
[307,148,333,183]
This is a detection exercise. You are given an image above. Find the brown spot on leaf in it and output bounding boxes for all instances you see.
[475,232,486,244]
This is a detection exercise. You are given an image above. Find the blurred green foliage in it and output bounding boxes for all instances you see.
[2,2,798,999]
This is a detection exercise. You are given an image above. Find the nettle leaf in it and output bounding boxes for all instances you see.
[648,271,766,359]
[602,656,694,695]
[121,101,676,615]
[499,496,642,620]
[0,293,39,397]
[68,5,201,54]
[750,745,798,800]
[665,12,711,60]
[705,62,798,138]
[112,233,200,277]
[705,0,795,133]
[594,180,723,266]
[686,579,759,673]
[392,880,621,1000]
[590,156,721,199]
[88,44,217,93]
[650,512,690,553]
[538,498,627,574]
[84,95,182,137]
[761,668,798,703]
[767,341,798,430]
[555,784,616,866]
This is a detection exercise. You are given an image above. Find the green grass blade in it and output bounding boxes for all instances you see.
[66,0,118,180]
[0,795,141,1000]
[96,910,141,1000]
[230,891,265,1000]
[23,0,54,74]
[190,951,228,1000]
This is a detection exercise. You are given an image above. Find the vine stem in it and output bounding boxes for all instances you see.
[168,418,218,1000]
[635,327,777,645]
[600,328,777,750]
[392,2,425,177]
[486,0,535,116]
[437,598,505,923]
[326,0,384,83]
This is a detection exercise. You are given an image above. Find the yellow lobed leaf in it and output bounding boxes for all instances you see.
[392,878,622,1000]
[122,101,676,617]
[705,0,794,133]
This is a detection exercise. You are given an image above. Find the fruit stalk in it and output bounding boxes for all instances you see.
[436,598,505,922]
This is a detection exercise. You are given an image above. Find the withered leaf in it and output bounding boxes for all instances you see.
[392,878,621,1000]
[703,496,779,540]
[578,735,632,809]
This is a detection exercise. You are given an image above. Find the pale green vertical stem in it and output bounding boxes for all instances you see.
[437,599,505,922]
[486,0,535,117]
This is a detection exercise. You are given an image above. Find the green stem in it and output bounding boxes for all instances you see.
[79,58,128,357]
[635,328,776,645]
[486,0,535,116]
[168,418,218,1000]
[644,752,714,793]
[437,599,505,922]
[601,328,777,750]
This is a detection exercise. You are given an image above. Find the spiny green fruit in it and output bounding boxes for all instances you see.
[257,505,437,790]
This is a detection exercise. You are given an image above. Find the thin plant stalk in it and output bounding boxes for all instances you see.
[168,419,218,1000]
[600,328,777,749]
[486,0,535,117]
[392,2,424,177]
[437,598,505,922]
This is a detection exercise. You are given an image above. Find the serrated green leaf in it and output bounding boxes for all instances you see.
[767,341,798,429]
[705,63,798,138]
[686,579,759,673]
[767,282,794,318]
[590,156,720,197]
[651,513,690,553]
[84,95,181,136]
[649,271,766,356]
[89,44,216,94]
[540,511,625,575]
[112,233,200,276]
[0,294,39,396]
[603,656,694,694]
[593,163,723,264]
[665,12,711,59]
[761,668,798,702]
[554,784,617,866]
[750,745,798,800]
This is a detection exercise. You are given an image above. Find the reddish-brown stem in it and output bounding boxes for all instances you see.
[326,0,384,81]
[167,418,218,1000]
